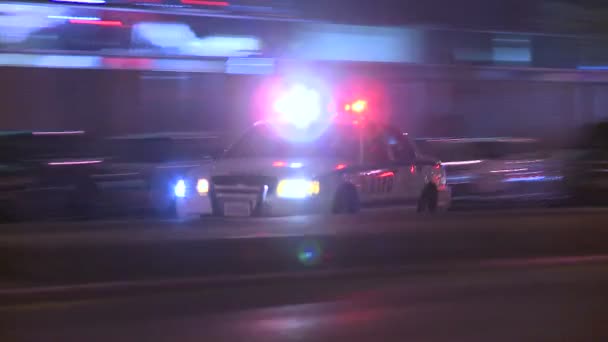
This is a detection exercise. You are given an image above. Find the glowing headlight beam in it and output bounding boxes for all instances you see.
[277,179,320,199]
[196,178,209,195]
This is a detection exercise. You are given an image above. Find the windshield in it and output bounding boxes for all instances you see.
[103,137,221,163]
[1,134,95,162]
[224,125,360,160]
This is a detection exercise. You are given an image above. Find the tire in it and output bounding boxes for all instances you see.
[332,184,360,214]
[417,184,438,213]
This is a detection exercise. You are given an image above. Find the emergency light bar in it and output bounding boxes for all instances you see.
[272,84,323,129]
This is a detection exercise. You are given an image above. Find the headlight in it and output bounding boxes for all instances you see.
[174,179,187,198]
[196,178,209,195]
[276,179,320,199]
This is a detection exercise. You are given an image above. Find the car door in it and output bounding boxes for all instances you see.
[359,125,397,204]
[386,129,426,202]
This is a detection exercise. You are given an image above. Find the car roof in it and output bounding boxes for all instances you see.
[107,131,221,141]
[416,137,538,144]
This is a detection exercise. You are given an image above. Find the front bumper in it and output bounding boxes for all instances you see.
[176,189,321,218]
[175,194,213,219]
[257,195,323,216]
[212,193,323,217]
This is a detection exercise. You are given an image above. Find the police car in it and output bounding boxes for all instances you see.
[175,84,450,218]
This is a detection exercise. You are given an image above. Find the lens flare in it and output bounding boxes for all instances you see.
[297,240,322,266]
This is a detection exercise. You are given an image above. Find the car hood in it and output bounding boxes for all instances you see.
[210,157,347,178]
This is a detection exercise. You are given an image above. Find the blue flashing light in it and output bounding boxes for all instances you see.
[273,84,322,129]
[578,66,608,71]
[174,179,187,198]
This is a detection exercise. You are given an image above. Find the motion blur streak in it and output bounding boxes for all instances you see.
[51,0,106,3]
[69,19,123,27]
[180,0,229,6]
[33,131,85,135]
[379,172,394,178]
[47,160,103,166]
[48,15,101,21]
[442,160,483,166]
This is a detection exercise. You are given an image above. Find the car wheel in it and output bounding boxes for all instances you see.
[332,184,360,214]
[417,185,438,213]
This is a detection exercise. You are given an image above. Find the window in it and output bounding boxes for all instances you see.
[104,138,173,163]
[385,128,416,162]
[224,124,359,160]
[363,125,391,165]
[1,134,95,162]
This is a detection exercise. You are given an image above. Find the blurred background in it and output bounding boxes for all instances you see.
[2,0,608,142]
[7,4,608,339]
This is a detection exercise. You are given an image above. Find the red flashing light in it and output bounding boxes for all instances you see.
[343,99,367,114]
[273,161,287,167]
[340,99,368,126]
[103,57,152,69]
[69,19,123,27]
[351,99,367,113]
[410,165,416,174]
[180,0,229,6]
[433,163,441,170]
[335,164,347,170]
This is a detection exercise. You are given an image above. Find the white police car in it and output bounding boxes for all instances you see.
[175,84,450,218]
[176,122,451,217]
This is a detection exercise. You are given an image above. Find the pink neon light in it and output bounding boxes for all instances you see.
[180,0,229,6]
[379,171,395,178]
[442,160,483,166]
[272,161,287,167]
[69,19,123,27]
[33,131,84,135]
[48,160,102,166]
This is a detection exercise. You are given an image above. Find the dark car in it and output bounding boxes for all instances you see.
[416,137,565,207]
[86,132,223,217]
[0,131,101,221]
[562,122,608,204]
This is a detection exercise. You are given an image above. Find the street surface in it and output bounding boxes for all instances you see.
[2,206,608,246]
[2,259,608,341]
[2,206,608,287]
[2,207,608,341]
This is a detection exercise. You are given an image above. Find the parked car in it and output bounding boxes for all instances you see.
[0,130,100,221]
[416,137,565,208]
[86,132,222,217]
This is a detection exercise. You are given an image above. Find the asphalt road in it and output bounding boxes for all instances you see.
[2,206,608,245]
[2,259,608,342]
[2,207,608,287]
